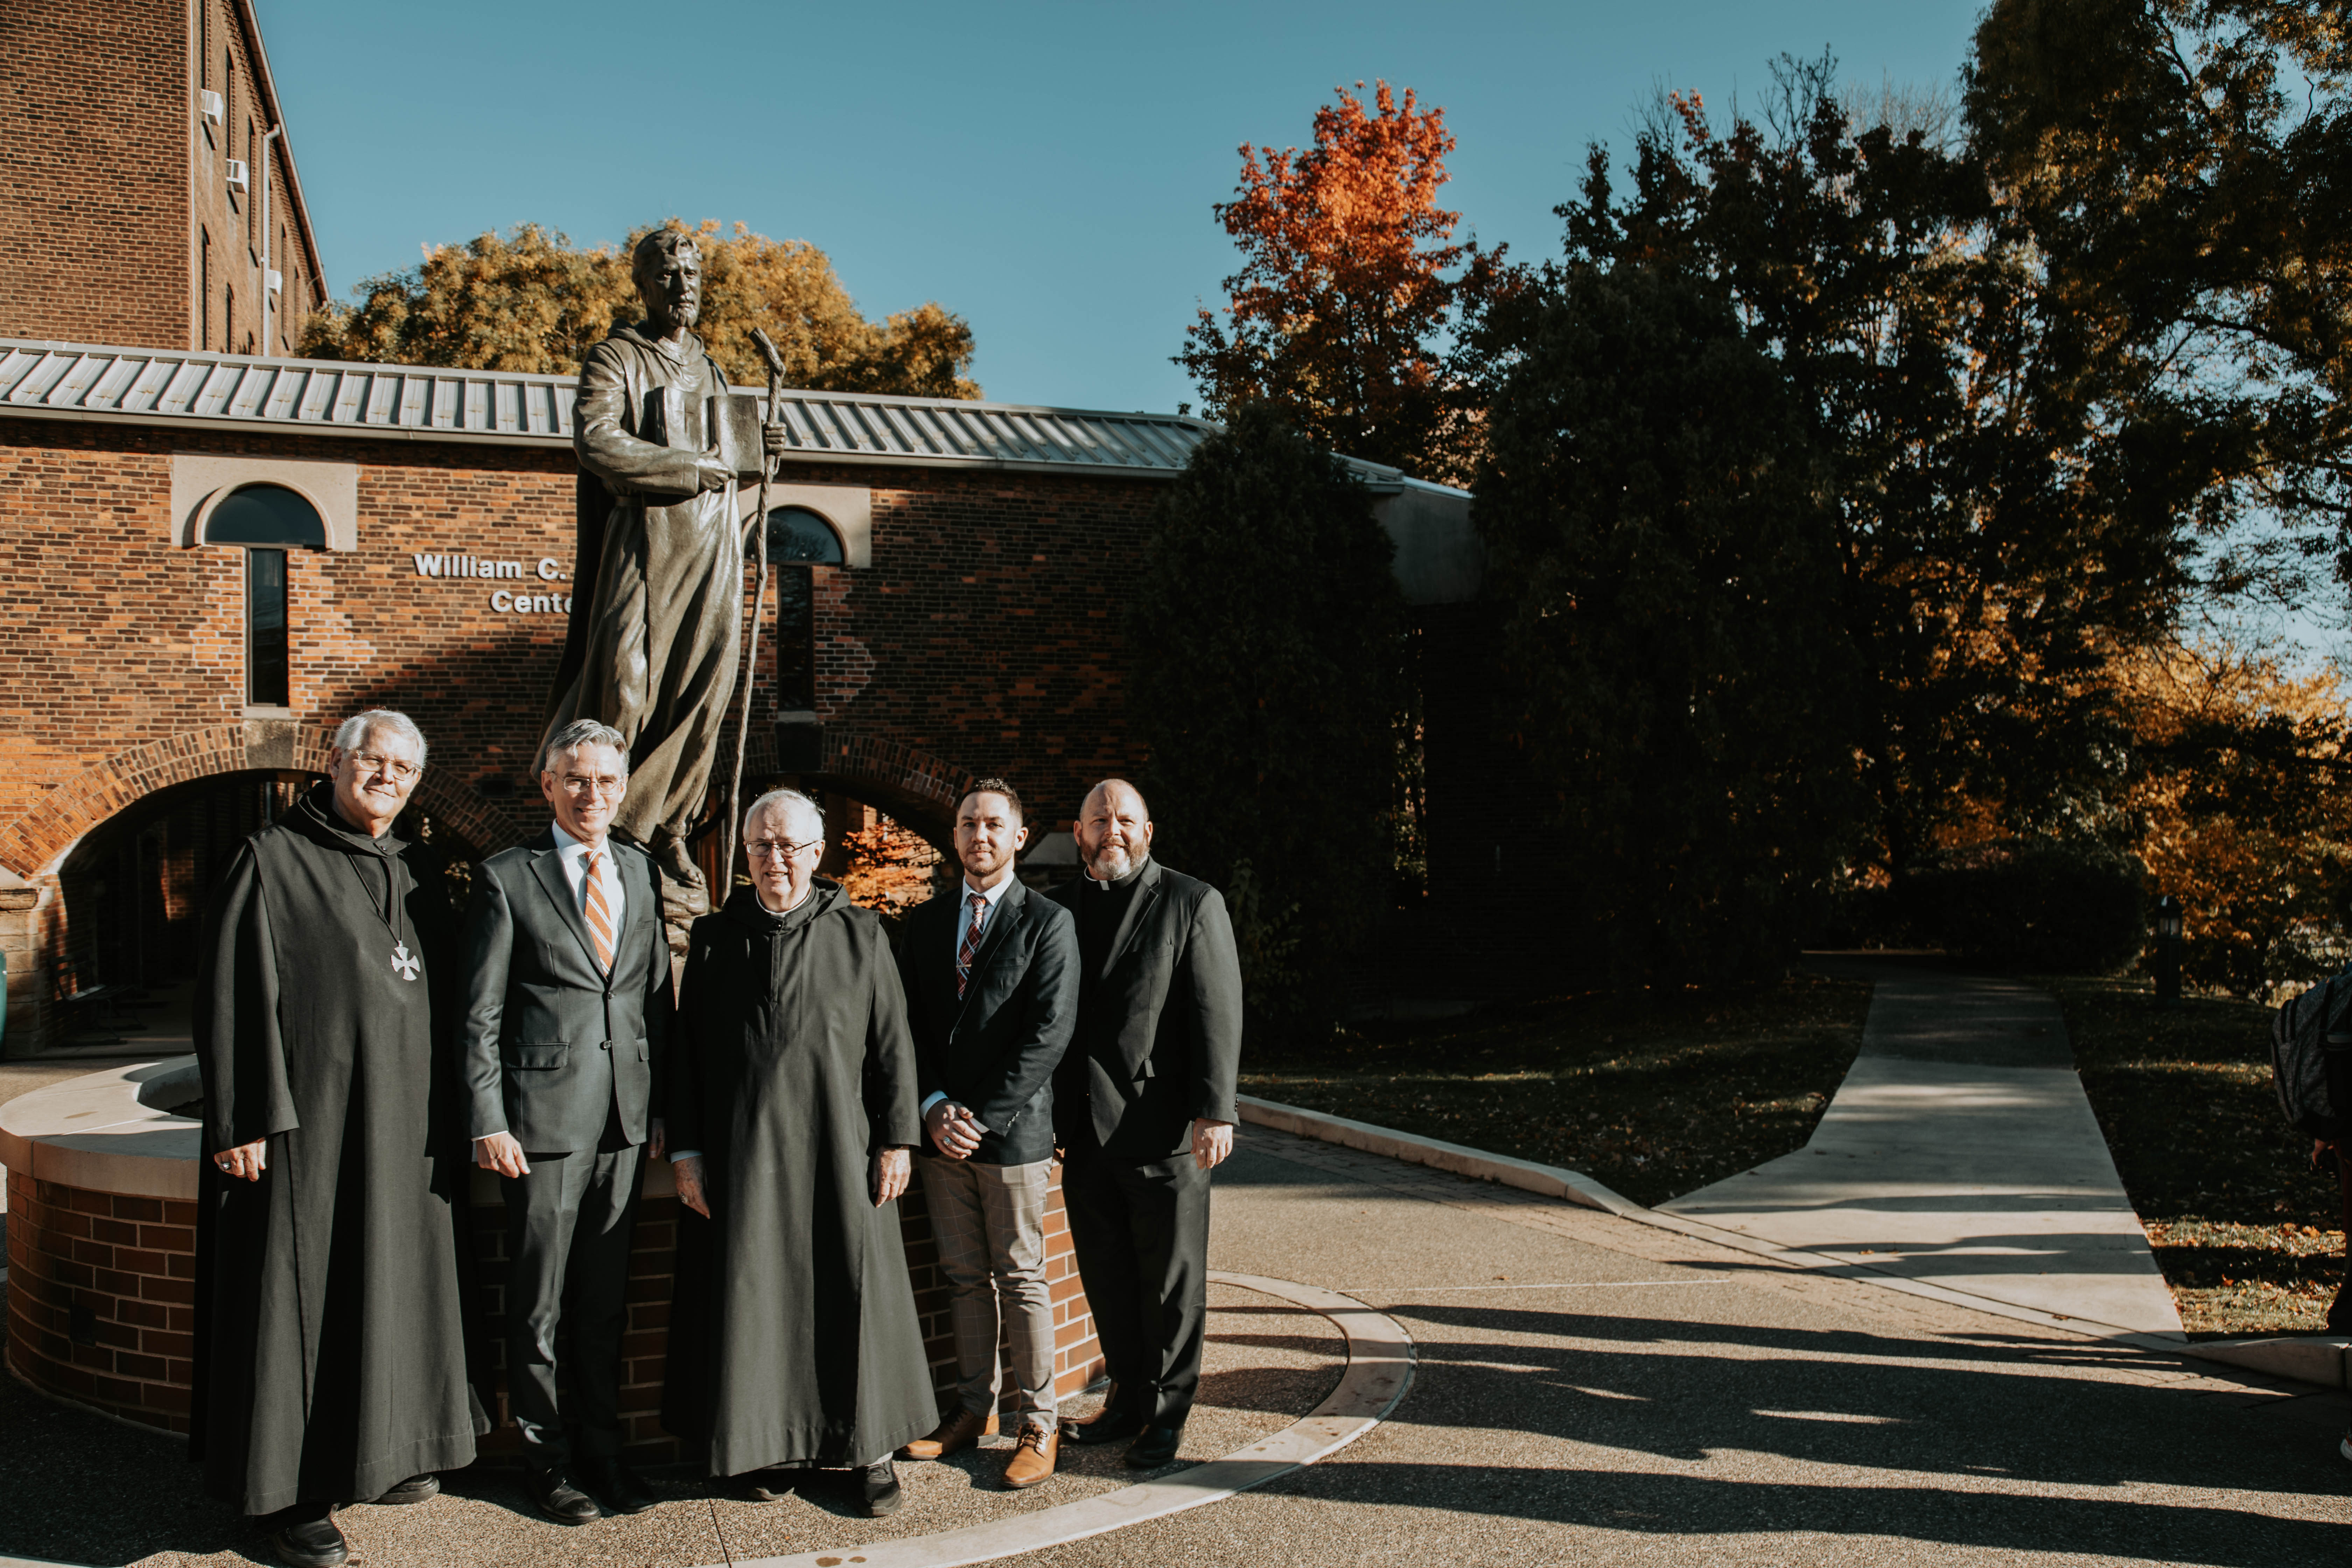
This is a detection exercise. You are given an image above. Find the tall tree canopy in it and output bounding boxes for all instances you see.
[1560,57,2198,875]
[1967,0,2352,599]
[1478,263,1862,982]
[300,219,980,398]
[1177,82,1513,486]
[1130,405,1408,1021]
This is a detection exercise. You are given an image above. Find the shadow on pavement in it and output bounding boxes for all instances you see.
[1281,1460,2345,1565]
[1370,1301,2342,1506]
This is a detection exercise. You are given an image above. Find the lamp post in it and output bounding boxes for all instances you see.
[2154,894,2184,1006]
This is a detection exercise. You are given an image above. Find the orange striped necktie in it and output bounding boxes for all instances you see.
[582,848,615,972]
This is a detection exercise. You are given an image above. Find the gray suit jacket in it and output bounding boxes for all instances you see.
[462,830,672,1153]
[1048,858,1244,1161]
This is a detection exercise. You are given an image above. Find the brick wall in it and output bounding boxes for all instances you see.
[0,0,321,355]
[6,1165,1102,1460]
[5,1170,199,1432]
[0,0,188,350]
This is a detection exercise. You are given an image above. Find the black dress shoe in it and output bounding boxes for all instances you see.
[856,1460,903,1518]
[524,1465,601,1525]
[268,1505,348,1568]
[1062,1407,1147,1447]
[370,1473,439,1505]
[578,1455,658,1515]
[1124,1423,1185,1468]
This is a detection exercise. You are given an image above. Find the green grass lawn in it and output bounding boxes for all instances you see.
[1238,973,1870,1210]
[2047,976,2349,1337]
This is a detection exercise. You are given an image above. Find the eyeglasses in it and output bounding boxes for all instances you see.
[745,838,821,862]
[349,752,422,782]
[556,774,627,796]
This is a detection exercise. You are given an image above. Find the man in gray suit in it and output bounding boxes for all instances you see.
[1047,779,1243,1471]
[464,718,673,1523]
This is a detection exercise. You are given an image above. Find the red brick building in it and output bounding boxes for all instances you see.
[0,337,1479,1054]
[0,0,328,356]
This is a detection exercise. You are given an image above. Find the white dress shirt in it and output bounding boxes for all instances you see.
[549,819,625,934]
[921,875,1017,1122]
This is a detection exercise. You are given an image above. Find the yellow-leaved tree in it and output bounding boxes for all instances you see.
[300,219,980,399]
[2116,636,2352,998]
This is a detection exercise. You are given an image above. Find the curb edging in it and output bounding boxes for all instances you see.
[1233,1095,2352,1396]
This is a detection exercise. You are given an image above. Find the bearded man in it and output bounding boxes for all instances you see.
[1046,779,1243,1471]
[543,226,785,905]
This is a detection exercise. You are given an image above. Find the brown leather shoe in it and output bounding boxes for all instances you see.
[899,1406,997,1461]
[1002,1422,1058,1489]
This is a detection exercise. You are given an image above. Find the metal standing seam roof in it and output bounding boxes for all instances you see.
[0,337,1460,493]
[0,337,1248,480]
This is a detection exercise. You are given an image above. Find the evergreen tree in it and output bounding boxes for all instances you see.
[1130,405,1408,1021]
[1477,264,1863,983]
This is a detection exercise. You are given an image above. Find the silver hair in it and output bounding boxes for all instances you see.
[539,719,630,775]
[743,787,824,840]
[331,709,427,764]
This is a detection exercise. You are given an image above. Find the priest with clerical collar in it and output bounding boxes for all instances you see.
[663,787,935,1517]
[191,709,486,1568]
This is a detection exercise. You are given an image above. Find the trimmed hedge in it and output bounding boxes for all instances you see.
[1899,838,2146,973]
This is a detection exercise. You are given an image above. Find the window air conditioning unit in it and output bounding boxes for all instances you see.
[265,270,283,295]
[225,159,249,194]
[199,90,223,126]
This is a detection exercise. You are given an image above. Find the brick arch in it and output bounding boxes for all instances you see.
[734,725,978,848]
[0,720,532,877]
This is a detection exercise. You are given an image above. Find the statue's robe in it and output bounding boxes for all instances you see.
[189,785,486,1514]
[662,883,937,1475]
[545,323,742,848]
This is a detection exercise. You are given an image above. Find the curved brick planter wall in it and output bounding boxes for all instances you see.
[1,1061,1102,1460]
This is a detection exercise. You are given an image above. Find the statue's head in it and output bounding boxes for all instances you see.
[633,229,702,334]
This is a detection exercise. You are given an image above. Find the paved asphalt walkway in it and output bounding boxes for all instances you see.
[3,1115,2348,1566]
[1661,964,2185,1336]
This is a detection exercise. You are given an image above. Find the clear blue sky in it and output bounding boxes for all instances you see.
[258,1,1987,414]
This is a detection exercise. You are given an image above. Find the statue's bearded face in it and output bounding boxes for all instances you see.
[638,243,702,334]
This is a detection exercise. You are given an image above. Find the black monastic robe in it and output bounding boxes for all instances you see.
[663,882,937,1474]
[190,785,485,1513]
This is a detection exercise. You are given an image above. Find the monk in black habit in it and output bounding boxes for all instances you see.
[664,788,936,1517]
[192,711,486,1568]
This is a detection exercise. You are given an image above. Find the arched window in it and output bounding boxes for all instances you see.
[206,484,327,707]
[766,507,843,714]
[765,505,845,565]
[204,483,328,548]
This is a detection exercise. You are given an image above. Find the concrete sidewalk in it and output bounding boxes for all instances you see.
[2,1121,2347,1566]
[1660,964,2183,1336]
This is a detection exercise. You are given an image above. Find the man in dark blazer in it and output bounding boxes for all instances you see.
[463,718,672,1523]
[896,779,1080,1489]
[1046,778,1243,1470]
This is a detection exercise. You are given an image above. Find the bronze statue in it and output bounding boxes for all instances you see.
[543,229,784,909]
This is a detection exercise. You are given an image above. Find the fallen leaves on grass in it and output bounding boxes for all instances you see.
[1240,973,1869,1208]
[2053,976,2349,1337]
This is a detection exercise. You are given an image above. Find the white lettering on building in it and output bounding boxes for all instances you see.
[491,589,574,615]
[413,551,569,614]
[413,553,550,580]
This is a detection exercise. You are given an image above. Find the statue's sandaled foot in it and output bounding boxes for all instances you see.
[649,828,710,917]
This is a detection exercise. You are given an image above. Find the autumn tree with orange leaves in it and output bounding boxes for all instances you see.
[1178,82,1513,486]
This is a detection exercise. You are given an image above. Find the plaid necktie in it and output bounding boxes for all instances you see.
[956,891,987,998]
[582,849,615,972]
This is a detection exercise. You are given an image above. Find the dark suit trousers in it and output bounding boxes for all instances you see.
[500,1138,642,1466]
[1062,1147,1210,1427]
